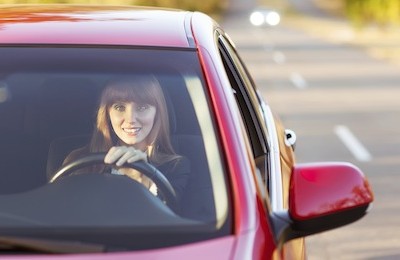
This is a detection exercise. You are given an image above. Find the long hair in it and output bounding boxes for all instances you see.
[90,75,179,165]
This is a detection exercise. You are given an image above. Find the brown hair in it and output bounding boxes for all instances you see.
[89,75,179,165]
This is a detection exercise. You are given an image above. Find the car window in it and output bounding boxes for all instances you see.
[218,35,271,201]
[0,46,230,249]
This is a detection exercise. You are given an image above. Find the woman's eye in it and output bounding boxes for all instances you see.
[113,104,125,112]
[137,105,149,112]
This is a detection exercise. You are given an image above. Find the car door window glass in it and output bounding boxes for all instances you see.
[218,35,271,201]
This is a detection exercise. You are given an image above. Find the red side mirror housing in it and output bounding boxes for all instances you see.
[288,162,373,236]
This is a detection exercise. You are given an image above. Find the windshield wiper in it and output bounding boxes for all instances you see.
[0,236,106,254]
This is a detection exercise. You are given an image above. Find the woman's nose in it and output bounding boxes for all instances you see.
[125,106,137,123]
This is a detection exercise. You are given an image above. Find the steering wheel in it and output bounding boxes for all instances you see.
[49,153,177,210]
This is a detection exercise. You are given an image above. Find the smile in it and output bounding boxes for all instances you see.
[123,127,141,134]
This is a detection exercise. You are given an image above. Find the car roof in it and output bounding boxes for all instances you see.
[0,5,194,47]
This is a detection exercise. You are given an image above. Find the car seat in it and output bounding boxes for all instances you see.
[0,81,47,194]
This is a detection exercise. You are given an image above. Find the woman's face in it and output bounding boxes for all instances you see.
[109,101,156,150]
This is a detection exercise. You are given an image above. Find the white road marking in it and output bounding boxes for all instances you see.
[290,72,307,89]
[334,125,372,162]
[272,51,286,64]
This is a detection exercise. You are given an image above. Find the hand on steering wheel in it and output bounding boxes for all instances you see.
[104,146,148,166]
[49,153,177,211]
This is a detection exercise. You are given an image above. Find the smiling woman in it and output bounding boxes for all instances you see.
[62,76,188,199]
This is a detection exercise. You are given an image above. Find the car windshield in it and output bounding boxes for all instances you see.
[0,46,230,251]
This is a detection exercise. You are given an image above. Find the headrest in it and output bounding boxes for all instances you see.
[25,77,99,140]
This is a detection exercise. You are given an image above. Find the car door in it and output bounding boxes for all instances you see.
[217,32,306,259]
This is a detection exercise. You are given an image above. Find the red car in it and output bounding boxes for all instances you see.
[0,5,373,259]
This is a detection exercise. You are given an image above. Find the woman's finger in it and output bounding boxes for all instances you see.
[105,146,147,166]
[127,150,147,163]
[116,148,138,166]
[104,146,128,164]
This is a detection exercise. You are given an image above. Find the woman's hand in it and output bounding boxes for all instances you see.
[104,146,154,191]
[104,146,148,166]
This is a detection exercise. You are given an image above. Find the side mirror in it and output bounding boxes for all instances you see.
[288,162,373,238]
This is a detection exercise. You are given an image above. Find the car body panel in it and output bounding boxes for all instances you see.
[0,5,190,47]
[0,236,236,260]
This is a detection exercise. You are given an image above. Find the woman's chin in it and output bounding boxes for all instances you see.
[119,138,137,146]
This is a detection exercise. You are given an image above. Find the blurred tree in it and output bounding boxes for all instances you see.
[134,0,226,14]
[1,0,136,4]
[345,0,400,28]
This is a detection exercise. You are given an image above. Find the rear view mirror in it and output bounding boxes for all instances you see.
[289,162,373,237]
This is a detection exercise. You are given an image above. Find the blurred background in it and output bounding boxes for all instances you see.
[1,0,399,259]
[224,1,400,259]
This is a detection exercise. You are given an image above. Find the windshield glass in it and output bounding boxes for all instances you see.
[0,46,230,251]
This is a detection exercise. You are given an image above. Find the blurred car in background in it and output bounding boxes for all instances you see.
[0,5,372,259]
[250,7,281,27]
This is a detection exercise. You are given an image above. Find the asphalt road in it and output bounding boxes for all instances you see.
[222,1,400,259]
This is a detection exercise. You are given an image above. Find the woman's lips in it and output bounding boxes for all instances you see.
[123,127,141,135]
